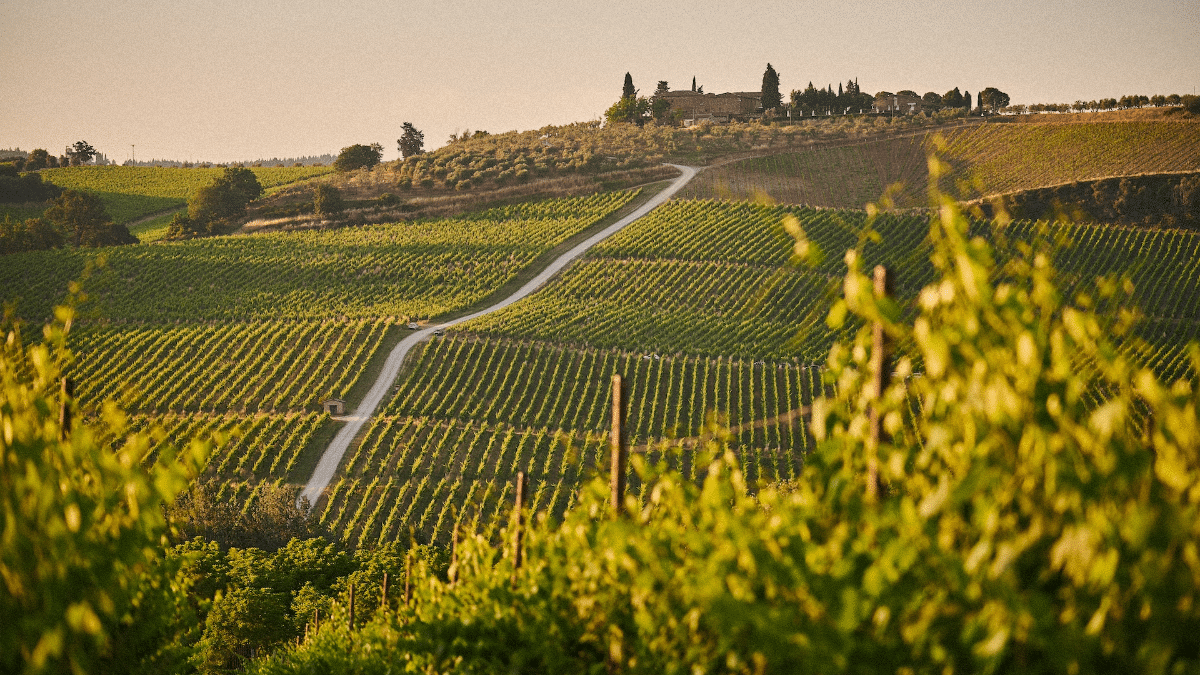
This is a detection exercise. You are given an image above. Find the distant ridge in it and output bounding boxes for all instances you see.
[122,153,336,168]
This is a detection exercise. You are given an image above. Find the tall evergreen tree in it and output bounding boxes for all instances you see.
[760,63,782,111]
[397,122,425,160]
[623,72,636,99]
[691,76,696,92]
[963,90,972,114]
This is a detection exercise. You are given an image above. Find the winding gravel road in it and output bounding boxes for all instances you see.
[298,164,698,507]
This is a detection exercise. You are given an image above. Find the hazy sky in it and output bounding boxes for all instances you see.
[3,0,1197,163]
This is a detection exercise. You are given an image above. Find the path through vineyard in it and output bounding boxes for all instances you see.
[299,164,700,506]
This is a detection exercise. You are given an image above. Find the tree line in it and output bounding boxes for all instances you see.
[1001,93,1200,115]
[604,68,1013,124]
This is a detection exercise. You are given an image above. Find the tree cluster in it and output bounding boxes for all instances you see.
[7,148,62,171]
[332,143,383,172]
[1001,94,1199,115]
[605,72,652,126]
[1,189,137,254]
[0,162,62,203]
[166,167,263,239]
[790,79,874,115]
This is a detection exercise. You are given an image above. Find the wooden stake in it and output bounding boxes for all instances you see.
[868,265,890,502]
[404,554,412,606]
[59,377,73,440]
[449,517,460,584]
[348,583,355,631]
[512,471,525,571]
[314,608,320,634]
[381,572,388,612]
[610,374,627,514]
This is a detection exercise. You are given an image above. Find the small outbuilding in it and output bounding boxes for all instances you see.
[322,398,346,415]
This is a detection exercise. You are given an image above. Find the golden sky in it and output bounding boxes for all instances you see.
[3,0,1197,162]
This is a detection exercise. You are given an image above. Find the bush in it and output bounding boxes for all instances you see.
[0,216,64,254]
[45,190,138,247]
[187,167,263,235]
[312,184,343,216]
[378,192,400,207]
[333,144,383,173]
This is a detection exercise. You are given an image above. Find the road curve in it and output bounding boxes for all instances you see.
[298,164,698,507]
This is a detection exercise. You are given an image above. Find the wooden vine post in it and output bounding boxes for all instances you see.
[59,377,74,440]
[512,471,526,573]
[381,572,388,612]
[404,554,412,606]
[449,518,460,585]
[610,374,627,514]
[348,582,355,631]
[868,265,890,502]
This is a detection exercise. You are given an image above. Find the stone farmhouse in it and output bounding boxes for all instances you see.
[655,89,762,125]
[872,92,923,115]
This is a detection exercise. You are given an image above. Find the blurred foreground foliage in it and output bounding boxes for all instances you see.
[0,297,207,674]
[252,169,1200,674]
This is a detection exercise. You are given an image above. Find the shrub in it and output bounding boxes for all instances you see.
[312,184,343,217]
[378,192,400,207]
[45,190,138,247]
[333,144,383,173]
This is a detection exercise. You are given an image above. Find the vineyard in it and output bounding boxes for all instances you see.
[27,165,335,225]
[1,191,643,523]
[676,133,932,208]
[455,199,1199,360]
[0,191,636,322]
[8,124,1200,553]
[305,198,1200,546]
[316,335,828,547]
[677,118,1200,207]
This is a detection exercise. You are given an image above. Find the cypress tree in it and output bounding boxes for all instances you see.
[623,73,636,99]
[761,63,782,111]
[964,90,972,114]
[692,76,696,92]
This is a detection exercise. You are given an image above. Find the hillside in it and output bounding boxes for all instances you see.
[0,192,640,516]
[4,114,1199,549]
[0,165,334,241]
[8,111,1200,673]
[248,114,982,227]
[676,115,1200,209]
